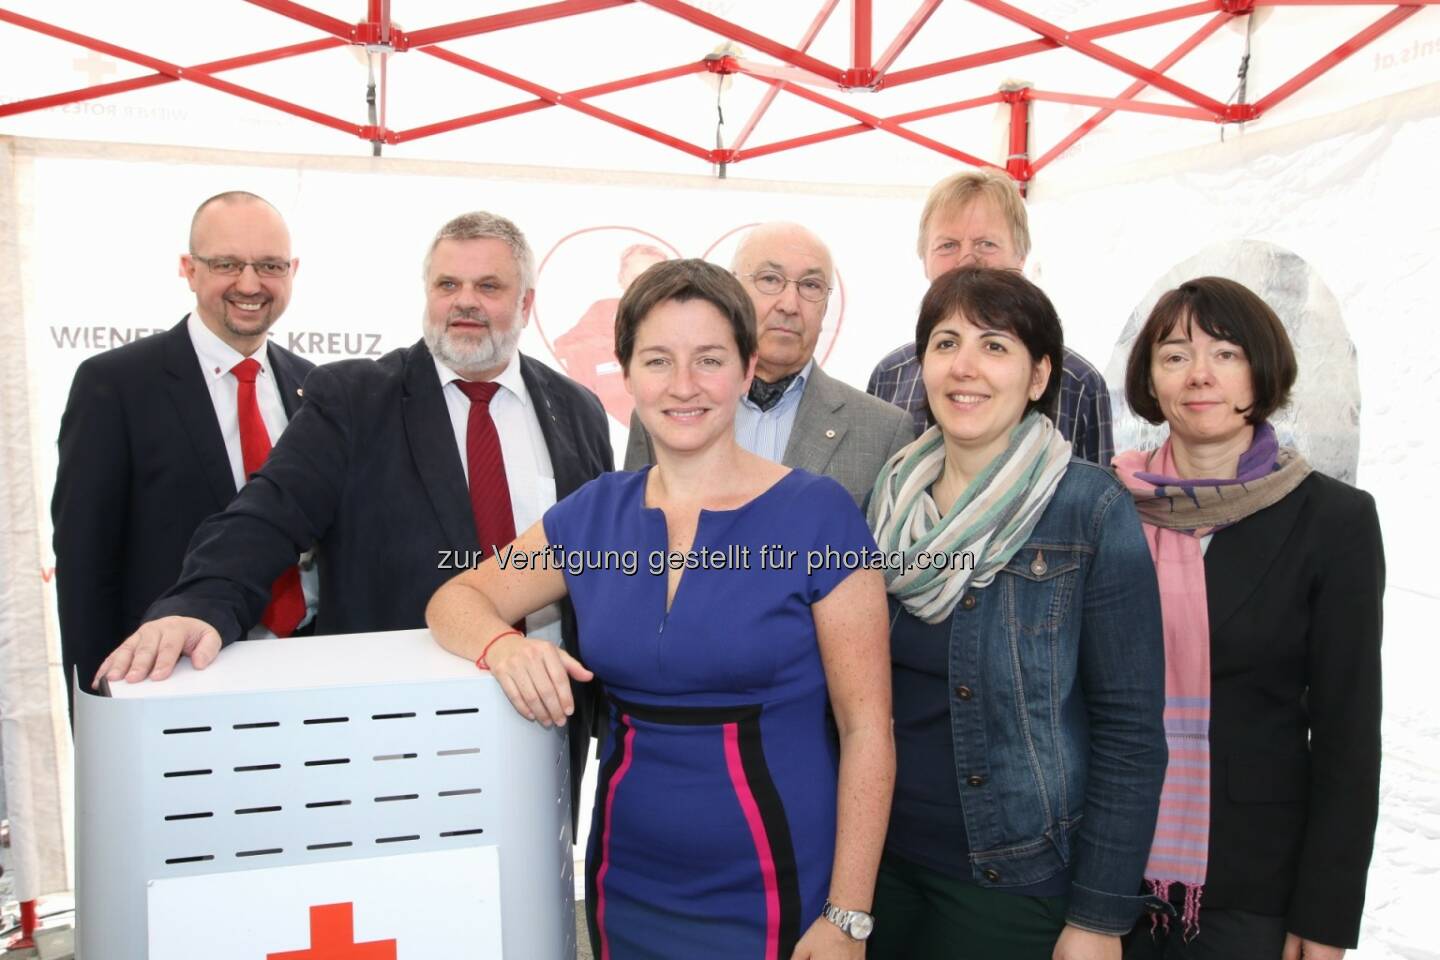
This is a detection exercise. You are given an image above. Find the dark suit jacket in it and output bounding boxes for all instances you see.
[146,340,614,817]
[624,364,915,504]
[1200,471,1383,949]
[51,318,312,707]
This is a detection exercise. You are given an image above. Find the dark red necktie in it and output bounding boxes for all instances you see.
[231,357,306,637]
[455,380,517,558]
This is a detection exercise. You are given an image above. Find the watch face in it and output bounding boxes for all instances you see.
[849,913,874,940]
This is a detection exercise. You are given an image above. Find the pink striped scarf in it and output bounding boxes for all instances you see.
[1113,426,1309,938]
[1115,441,1213,935]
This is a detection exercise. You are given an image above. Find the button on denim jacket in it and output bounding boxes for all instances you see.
[893,461,1168,935]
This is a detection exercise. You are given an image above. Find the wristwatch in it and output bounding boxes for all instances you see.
[821,900,875,941]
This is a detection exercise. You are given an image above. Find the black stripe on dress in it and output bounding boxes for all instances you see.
[587,711,633,956]
[609,694,761,726]
[736,713,804,956]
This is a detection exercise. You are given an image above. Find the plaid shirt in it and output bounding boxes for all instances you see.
[866,342,1115,467]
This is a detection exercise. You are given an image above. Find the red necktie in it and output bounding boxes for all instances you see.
[231,357,306,637]
[455,380,517,559]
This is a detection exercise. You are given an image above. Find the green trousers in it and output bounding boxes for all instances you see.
[868,851,1069,960]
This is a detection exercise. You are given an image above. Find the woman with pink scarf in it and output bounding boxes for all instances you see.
[1115,277,1384,960]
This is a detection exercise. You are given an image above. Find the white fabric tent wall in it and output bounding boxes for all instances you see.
[1027,80,1440,960]
[0,140,74,903]
[1,78,1436,957]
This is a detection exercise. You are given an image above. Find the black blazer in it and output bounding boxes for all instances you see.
[1199,471,1383,949]
[51,318,312,708]
[146,340,614,814]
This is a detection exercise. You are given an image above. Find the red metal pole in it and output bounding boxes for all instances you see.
[638,0,846,83]
[391,61,707,144]
[731,0,840,152]
[966,0,1229,113]
[729,58,845,90]
[0,37,342,119]
[735,93,1003,161]
[0,9,366,136]
[240,0,357,40]
[736,124,871,161]
[402,0,632,49]
[1028,89,1216,119]
[746,72,998,168]
[885,2,1219,89]
[1254,0,1440,4]
[890,92,1007,123]
[1032,11,1230,176]
[851,0,873,84]
[874,0,945,75]
[1253,5,1422,114]
[5,901,37,950]
[420,46,714,160]
[1004,88,1031,185]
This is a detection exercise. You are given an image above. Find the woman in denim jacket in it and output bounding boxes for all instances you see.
[866,266,1168,960]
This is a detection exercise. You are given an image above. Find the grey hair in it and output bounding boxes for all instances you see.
[422,211,536,294]
[729,221,835,282]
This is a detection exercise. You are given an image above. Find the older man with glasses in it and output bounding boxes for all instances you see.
[625,221,914,504]
[51,191,315,716]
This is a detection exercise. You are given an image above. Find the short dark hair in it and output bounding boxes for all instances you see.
[914,266,1063,422]
[615,258,757,371]
[1124,276,1296,426]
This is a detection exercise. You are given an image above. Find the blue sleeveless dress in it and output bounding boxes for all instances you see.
[542,467,876,960]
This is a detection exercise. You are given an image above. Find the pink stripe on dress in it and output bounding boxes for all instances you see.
[723,722,781,960]
[596,720,636,960]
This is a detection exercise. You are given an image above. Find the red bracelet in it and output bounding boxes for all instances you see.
[476,629,523,671]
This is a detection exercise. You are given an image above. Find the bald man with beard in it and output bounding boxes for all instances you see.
[625,222,913,504]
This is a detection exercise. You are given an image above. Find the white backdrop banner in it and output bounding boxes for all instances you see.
[1027,82,1440,960]
[3,77,1438,955]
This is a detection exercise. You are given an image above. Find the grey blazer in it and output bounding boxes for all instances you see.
[623,364,916,505]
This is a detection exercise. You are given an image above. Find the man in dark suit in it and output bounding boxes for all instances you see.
[51,191,314,712]
[94,211,612,810]
[625,222,913,503]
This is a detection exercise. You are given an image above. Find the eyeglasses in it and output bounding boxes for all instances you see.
[191,255,293,278]
[745,271,831,303]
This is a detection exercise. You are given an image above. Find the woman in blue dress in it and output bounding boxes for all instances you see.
[429,259,895,960]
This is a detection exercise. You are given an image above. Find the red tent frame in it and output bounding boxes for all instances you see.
[0,1,1433,182]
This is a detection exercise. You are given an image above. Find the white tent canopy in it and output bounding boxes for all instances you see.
[3,1,1438,183]
[2,4,1437,958]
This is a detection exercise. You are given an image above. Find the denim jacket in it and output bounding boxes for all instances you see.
[894,460,1167,935]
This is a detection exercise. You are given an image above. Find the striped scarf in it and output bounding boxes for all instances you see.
[1113,424,1310,937]
[867,411,1071,623]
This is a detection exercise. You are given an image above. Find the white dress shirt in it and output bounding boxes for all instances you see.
[187,314,319,637]
[434,353,561,644]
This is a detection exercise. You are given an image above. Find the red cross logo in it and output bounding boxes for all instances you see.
[267,903,397,960]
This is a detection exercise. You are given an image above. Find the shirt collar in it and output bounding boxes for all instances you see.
[742,357,813,412]
[433,351,530,407]
[187,312,269,382]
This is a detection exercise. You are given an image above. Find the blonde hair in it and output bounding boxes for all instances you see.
[916,169,1030,261]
